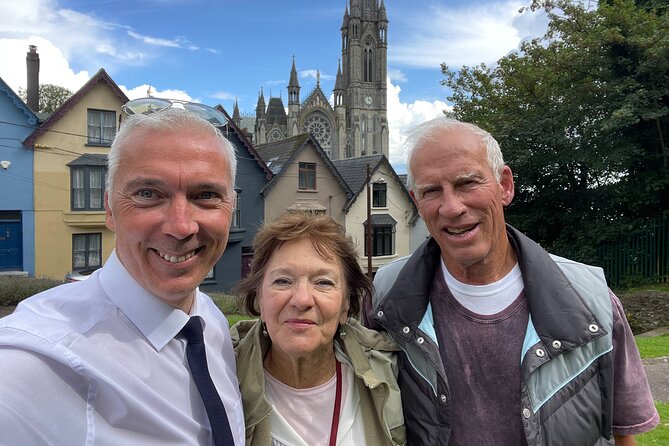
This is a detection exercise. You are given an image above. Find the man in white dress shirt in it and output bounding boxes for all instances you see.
[0,105,245,445]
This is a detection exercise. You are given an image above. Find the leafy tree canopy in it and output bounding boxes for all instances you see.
[19,83,73,114]
[442,0,669,263]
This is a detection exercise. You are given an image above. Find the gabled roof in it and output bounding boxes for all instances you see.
[23,68,129,147]
[255,133,352,198]
[215,105,273,181]
[301,85,334,114]
[332,154,418,221]
[0,76,39,127]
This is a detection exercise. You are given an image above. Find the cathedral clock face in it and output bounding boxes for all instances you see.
[364,95,373,105]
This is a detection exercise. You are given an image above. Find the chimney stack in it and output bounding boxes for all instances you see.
[26,45,40,112]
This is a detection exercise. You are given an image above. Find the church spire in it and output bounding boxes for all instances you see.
[256,87,266,117]
[288,56,300,106]
[233,97,240,121]
[289,55,299,88]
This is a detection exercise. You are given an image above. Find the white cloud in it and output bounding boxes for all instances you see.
[211,91,236,101]
[119,84,192,102]
[387,78,452,167]
[0,36,91,92]
[388,68,407,83]
[126,30,199,51]
[300,69,335,82]
[390,1,546,68]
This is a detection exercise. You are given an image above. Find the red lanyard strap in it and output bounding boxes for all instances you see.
[328,361,343,446]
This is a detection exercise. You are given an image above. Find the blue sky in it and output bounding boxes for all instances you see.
[0,0,548,168]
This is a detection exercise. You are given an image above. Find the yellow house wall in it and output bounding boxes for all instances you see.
[264,145,348,225]
[33,84,123,279]
[346,166,413,274]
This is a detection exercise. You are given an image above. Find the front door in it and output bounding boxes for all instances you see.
[0,213,22,270]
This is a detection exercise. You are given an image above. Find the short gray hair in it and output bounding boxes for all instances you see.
[405,116,505,191]
[107,108,237,207]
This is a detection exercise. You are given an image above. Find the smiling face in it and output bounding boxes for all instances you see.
[105,126,235,311]
[410,126,516,284]
[259,236,349,365]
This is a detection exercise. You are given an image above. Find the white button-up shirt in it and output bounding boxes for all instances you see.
[0,251,244,445]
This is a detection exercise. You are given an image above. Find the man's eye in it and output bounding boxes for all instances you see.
[195,191,222,201]
[137,189,155,199]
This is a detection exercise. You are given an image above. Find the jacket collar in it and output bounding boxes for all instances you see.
[377,225,604,350]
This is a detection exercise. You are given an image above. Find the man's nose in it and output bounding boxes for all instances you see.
[162,197,198,239]
[439,188,467,218]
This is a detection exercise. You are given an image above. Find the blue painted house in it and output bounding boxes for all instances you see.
[0,77,39,275]
[199,106,272,293]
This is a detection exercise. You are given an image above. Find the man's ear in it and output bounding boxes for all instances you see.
[104,191,115,231]
[500,166,515,207]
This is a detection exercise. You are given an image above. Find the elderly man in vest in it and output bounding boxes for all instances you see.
[370,117,658,445]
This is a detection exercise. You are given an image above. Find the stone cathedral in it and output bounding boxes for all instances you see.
[232,0,389,160]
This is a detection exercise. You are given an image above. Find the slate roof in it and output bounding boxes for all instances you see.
[266,97,287,127]
[255,133,352,198]
[66,153,107,167]
[23,68,129,147]
[215,105,273,181]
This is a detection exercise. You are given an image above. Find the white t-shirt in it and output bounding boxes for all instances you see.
[265,360,367,445]
[441,259,523,315]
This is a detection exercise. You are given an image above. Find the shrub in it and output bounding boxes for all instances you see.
[0,276,62,306]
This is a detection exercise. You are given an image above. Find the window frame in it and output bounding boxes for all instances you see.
[372,182,387,207]
[87,109,116,146]
[364,223,395,257]
[72,233,102,271]
[298,162,317,190]
[70,165,106,211]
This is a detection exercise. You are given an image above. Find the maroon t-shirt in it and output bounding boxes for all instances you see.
[430,270,529,445]
[429,270,659,444]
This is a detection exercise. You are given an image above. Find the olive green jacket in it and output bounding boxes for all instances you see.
[230,319,406,446]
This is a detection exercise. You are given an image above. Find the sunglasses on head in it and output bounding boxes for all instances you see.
[122,98,228,127]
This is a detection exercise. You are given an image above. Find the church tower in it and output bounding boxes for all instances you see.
[251,0,388,160]
[341,0,388,158]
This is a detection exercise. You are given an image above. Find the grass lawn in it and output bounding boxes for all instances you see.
[636,334,669,359]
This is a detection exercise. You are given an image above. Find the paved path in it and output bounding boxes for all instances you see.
[0,305,667,401]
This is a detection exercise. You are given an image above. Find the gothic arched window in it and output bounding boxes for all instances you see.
[363,38,374,82]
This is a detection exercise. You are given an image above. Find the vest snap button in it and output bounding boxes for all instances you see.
[402,326,410,334]
[416,337,424,345]
[440,394,447,403]
[589,324,599,333]
[535,348,545,358]
[552,340,562,349]
[377,310,384,318]
[523,408,532,419]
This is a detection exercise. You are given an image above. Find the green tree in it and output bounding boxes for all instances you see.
[442,0,669,262]
[19,83,73,114]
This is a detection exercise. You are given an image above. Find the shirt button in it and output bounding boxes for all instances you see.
[523,408,532,419]
[416,337,424,345]
[535,348,545,358]
[440,394,447,403]
[552,340,562,350]
[402,326,410,334]
[377,310,384,318]
[589,324,599,333]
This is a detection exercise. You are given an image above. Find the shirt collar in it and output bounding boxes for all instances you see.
[98,250,192,351]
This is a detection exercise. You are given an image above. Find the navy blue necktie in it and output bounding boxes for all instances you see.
[181,317,235,445]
